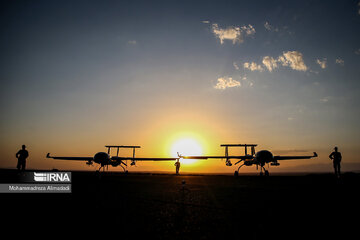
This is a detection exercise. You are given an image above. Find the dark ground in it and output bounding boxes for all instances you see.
[1,169,359,239]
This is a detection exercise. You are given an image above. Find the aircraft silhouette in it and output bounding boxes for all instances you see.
[47,144,317,175]
[47,145,180,172]
[181,144,318,176]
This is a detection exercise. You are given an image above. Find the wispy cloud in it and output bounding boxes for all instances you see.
[335,58,344,66]
[233,62,240,70]
[211,23,255,44]
[202,20,210,24]
[214,77,241,90]
[241,24,256,36]
[316,58,327,69]
[241,75,254,87]
[264,21,279,32]
[320,96,330,103]
[244,62,264,72]
[264,21,272,31]
[264,21,293,35]
[355,48,360,55]
[128,40,137,45]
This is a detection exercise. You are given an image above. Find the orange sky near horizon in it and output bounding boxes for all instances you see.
[1,108,358,173]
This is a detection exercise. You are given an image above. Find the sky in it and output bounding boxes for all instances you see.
[1,0,360,173]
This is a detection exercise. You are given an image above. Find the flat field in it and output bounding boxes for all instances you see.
[1,169,358,239]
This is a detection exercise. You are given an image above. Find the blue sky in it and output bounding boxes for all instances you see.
[1,0,360,172]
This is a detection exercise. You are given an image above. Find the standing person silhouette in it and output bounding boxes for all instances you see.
[329,146,342,178]
[16,145,29,171]
[174,160,181,175]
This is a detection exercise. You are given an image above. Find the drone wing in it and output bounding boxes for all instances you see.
[182,155,252,160]
[46,153,93,161]
[112,157,179,161]
[274,152,318,161]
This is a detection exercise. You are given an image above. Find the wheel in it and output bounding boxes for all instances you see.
[265,170,269,176]
[260,171,263,176]
[234,171,239,177]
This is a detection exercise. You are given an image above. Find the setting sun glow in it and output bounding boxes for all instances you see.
[170,138,203,164]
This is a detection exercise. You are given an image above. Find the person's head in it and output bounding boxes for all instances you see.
[334,146,338,152]
[22,145,26,150]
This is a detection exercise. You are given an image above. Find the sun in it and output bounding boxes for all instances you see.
[170,138,203,164]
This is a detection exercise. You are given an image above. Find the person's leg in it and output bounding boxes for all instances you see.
[17,160,20,171]
[22,160,26,171]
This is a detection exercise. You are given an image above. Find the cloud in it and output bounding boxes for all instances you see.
[202,20,210,24]
[243,51,308,73]
[240,75,255,87]
[316,58,327,69]
[320,96,330,103]
[233,62,240,70]
[355,48,360,55]
[128,40,137,45]
[212,24,241,44]
[264,22,272,31]
[279,51,308,71]
[243,62,264,72]
[241,24,256,36]
[214,77,241,90]
[262,56,278,72]
[264,21,279,32]
[335,58,344,66]
[211,23,255,44]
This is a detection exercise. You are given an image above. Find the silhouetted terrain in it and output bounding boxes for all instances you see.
[1,169,359,239]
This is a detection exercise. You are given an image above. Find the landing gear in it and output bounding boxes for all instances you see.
[234,163,245,177]
[119,164,126,172]
[259,166,269,176]
[98,165,105,172]
[234,163,270,177]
